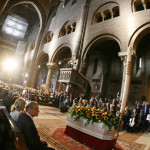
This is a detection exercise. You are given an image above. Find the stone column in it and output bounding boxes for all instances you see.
[120,47,133,113]
[101,13,106,22]
[46,62,57,90]
[72,0,90,59]
[71,25,75,32]
[110,11,114,18]
[65,27,68,35]
[27,27,44,87]
[118,52,127,101]
[142,2,146,10]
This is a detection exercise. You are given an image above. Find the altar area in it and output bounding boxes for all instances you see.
[65,115,117,150]
[34,105,148,150]
[65,106,118,150]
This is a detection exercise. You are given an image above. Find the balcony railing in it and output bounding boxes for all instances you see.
[58,68,90,94]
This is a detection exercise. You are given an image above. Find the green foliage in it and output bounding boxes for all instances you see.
[68,106,119,131]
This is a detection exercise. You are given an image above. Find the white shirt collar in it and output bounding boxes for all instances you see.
[26,112,33,120]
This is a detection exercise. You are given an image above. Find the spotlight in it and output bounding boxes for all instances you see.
[3,59,17,71]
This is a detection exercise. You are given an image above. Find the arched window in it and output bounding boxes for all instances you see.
[72,22,76,32]
[42,38,47,45]
[112,6,119,18]
[103,9,111,21]
[134,0,144,12]
[136,56,142,72]
[72,0,77,6]
[66,25,71,34]
[42,31,53,44]
[138,57,142,69]
[94,12,102,24]
[92,3,119,25]
[59,27,66,37]
[59,21,76,37]
[47,32,51,42]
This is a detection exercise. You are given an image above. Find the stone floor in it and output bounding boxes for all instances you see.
[33,105,150,150]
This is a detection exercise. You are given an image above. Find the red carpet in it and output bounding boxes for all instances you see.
[38,127,146,150]
[35,106,146,150]
[39,127,91,150]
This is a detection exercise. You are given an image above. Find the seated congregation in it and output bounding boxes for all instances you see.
[0,81,150,150]
[0,84,55,150]
[54,90,150,133]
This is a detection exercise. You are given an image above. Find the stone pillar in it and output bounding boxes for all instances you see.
[27,28,44,87]
[71,25,75,32]
[101,13,106,22]
[46,63,57,90]
[72,0,89,59]
[142,2,146,10]
[120,47,133,113]
[65,27,68,35]
[118,52,127,101]
[110,11,114,18]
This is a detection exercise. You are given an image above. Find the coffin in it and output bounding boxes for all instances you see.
[65,114,117,150]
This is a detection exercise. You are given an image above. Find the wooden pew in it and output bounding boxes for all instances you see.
[0,101,29,150]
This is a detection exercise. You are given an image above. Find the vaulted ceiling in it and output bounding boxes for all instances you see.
[37,0,60,17]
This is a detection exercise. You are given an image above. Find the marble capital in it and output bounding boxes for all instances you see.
[118,52,127,65]
[118,51,136,64]
[47,62,58,70]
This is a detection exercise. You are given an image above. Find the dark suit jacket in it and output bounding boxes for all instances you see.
[143,106,149,115]
[17,113,43,150]
[2,96,11,113]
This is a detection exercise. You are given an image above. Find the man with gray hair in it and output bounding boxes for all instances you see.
[17,101,55,150]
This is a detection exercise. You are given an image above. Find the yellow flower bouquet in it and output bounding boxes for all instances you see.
[68,106,119,130]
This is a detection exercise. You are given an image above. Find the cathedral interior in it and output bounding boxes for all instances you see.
[1,0,150,105]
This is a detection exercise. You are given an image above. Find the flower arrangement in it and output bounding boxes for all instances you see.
[68,106,119,131]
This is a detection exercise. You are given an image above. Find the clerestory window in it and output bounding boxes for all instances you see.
[2,14,28,39]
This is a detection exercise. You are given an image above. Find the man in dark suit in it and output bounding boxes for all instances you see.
[17,101,55,150]
[60,96,70,112]
[143,102,150,115]
[135,101,142,114]
[2,89,11,113]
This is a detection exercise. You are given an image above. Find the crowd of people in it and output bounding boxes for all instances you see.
[54,90,150,133]
[0,80,150,149]
[0,81,55,150]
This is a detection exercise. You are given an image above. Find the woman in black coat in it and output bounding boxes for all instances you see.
[127,108,139,132]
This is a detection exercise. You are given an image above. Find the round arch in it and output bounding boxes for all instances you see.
[1,0,46,29]
[128,22,150,53]
[32,52,49,88]
[81,34,122,97]
[82,34,122,63]
[36,52,49,66]
[128,23,150,103]
[50,43,72,63]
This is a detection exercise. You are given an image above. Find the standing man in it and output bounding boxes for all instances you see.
[17,101,55,150]
[143,102,150,115]
[60,95,70,112]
